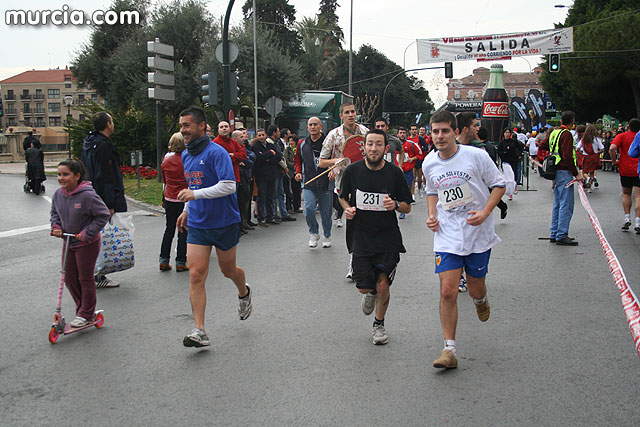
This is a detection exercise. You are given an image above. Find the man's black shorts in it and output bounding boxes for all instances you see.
[620,175,640,188]
[352,250,400,290]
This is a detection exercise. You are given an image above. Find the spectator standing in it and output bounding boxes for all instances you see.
[233,129,256,233]
[285,134,302,213]
[25,140,46,195]
[252,128,281,226]
[81,111,126,288]
[159,132,189,272]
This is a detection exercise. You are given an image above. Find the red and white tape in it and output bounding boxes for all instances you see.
[574,183,640,358]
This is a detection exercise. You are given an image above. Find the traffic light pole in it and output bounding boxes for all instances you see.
[222,0,235,116]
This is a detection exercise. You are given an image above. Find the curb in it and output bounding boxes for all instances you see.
[125,195,164,215]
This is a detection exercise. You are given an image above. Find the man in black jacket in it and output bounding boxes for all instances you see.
[251,128,282,226]
[82,111,127,288]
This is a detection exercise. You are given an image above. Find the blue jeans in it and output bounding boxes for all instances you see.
[550,169,575,240]
[404,170,414,189]
[303,188,333,238]
[274,175,291,219]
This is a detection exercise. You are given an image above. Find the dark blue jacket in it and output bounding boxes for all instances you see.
[252,139,282,181]
[82,131,127,212]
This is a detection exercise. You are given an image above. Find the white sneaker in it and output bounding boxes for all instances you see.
[69,316,88,328]
[361,292,377,315]
[322,236,331,248]
[309,233,320,247]
[372,324,388,345]
[336,219,343,228]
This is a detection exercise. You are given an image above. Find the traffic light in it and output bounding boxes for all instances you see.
[229,72,240,106]
[444,62,453,79]
[201,72,218,105]
[549,54,560,73]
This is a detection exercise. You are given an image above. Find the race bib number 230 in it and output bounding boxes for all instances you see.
[356,189,387,211]
[438,182,473,210]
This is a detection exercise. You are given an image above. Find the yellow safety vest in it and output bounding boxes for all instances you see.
[548,128,576,166]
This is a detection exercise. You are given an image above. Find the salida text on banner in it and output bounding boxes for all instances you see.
[417,27,573,63]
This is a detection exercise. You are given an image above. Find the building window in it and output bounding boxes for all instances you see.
[48,102,61,113]
[78,94,85,104]
[8,118,17,126]
[36,118,45,127]
[48,89,60,99]
[454,90,461,99]
[91,94,98,101]
[7,89,15,100]
[65,83,72,88]
[23,103,31,113]
[79,114,85,121]
[36,103,44,113]
[49,117,62,126]
[510,89,516,97]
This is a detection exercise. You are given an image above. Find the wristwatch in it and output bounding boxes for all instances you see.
[394,200,400,211]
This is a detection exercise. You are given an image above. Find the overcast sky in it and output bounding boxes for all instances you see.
[1,0,572,106]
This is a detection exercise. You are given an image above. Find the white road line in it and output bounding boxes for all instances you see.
[43,195,52,203]
[0,210,157,239]
[0,224,50,238]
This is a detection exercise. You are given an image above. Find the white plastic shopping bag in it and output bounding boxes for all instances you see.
[96,214,135,274]
[502,163,517,196]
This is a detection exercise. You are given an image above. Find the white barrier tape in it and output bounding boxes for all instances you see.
[575,183,640,357]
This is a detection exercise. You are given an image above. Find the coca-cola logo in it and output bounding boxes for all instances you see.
[483,102,509,118]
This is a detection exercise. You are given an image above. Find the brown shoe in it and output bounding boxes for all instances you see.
[160,263,172,271]
[475,296,490,322]
[433,349,458,369]
[176,265,189,272]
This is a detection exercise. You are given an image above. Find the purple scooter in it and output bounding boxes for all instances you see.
[49,233,104,344]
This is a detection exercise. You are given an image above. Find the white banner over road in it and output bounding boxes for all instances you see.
[417,27,573,63]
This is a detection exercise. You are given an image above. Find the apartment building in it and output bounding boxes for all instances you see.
[0,67,102,156]
[447,66,544,102]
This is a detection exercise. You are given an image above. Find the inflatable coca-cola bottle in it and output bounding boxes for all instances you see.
[482,64,509,144]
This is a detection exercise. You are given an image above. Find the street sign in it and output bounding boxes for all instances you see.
[148,72,174,86]
[146,40,174,57]
[215,41,239,64]
[148,87,175,101]
[130,150,143,166]
[265,96,283,117]
[147,56,174,72]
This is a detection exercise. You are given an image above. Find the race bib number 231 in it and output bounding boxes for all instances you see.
[356,189,387,211]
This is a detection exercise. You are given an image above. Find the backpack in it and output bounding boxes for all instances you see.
[540,154,556,180]
[81,137,100,182]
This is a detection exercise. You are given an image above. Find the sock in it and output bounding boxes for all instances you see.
[240,285,250,300]
[444,339,456,355]
[373,317,384,327]
[625,214,631,222]
[473,294,487,305]
[636,217,640,226]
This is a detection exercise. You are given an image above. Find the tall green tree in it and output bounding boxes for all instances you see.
[317,0,344,51]
[323,45,433,127]
[296,16,339,89]
[540,0,640,120]
[242,0,302,57]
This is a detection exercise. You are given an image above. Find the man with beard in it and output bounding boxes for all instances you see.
[374,117,404,169]
[176,106,252,348]
[339,129,413,345]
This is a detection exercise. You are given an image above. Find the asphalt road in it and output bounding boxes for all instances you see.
[1,170,639,426]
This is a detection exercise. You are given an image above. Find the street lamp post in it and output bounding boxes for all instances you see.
[403,41,416,70]
[63,95,73,159]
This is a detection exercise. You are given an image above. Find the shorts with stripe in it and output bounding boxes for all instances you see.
[352,250,400,290]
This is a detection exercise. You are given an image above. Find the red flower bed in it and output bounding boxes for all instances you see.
[121,165,158,180]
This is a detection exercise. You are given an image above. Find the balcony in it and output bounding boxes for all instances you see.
[34,94,45,100]
[5,110,17,116]
[20,94,32,100]
[34,109,45,116]
[23,109,33,116]
[4,94,16,101]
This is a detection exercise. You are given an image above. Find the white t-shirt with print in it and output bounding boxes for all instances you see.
[423,144,506,256]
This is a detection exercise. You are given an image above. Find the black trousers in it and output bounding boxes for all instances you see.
[256,176,275,222]
[160,200,187,264]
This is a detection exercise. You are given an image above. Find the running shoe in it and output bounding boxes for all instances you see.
[95,276,119,288]
[346,264,353,281]
[361,292,377,315]
[69,316,88,328]
[458,276,468,293]
[507,195,513,201]
[593,178,599,188]
[635,224,640,235]
[322,236,331,248]
[372,324,388,345]
[474,296,490,322]
[622,220,632,230]
[336,219,343,228]
[238,286,252,320]
[309,233,320,248]
[499,204,508,219]
[433,349,458,369]
[399,212,405,219]
[183,328,210,347]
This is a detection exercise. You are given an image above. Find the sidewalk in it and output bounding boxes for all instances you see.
[0,161,59,175]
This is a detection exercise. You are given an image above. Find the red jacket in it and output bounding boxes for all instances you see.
[213,135,247,182]
[401,139,422,172]
[161,152,188,201]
